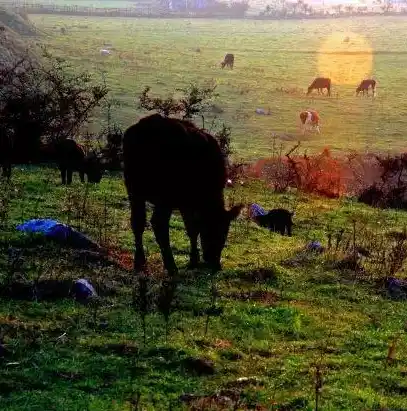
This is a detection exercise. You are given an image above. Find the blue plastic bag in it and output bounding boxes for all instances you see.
[250,203,266,218]
[16,219,99,250]
[73,278,97,302]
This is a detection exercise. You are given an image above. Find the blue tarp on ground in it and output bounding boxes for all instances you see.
[16,219,99,250]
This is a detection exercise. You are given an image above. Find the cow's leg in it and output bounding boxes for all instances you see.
[315,124,321,134]
[151,205,177,275]
[130,199,147,272]
[180,209,200,269]
[286,222,292,237]
[277,224,285,236]
[66,169,73,185]
[60,167,67,185]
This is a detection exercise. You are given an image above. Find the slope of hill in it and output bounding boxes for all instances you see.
[0,8,38,65]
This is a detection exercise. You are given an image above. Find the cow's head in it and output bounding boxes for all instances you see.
[220,61,226,68]
[199,204,243,271]
[84,152,104,183]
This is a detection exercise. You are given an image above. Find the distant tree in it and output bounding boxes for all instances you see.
[380,0,393,12]
[345,4,354,13]
[139,83,218,121]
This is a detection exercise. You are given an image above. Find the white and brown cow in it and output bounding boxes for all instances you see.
[300,110,320,134]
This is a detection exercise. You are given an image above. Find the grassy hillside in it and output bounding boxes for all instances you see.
[1,168,407,410]
[31,14,407,160]
[1,14,407,411]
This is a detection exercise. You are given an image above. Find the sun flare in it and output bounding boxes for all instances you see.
[317,32,373,86]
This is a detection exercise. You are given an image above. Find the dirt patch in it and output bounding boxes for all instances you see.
[182,356,216,376]
[180,390,240,410]
[89,342,139,357]
[194,338,232,350]
[222,290,279,305]
[0,279,72,301]
[106,247,134,272]
[237,268,278,284]
[249,348,276,358]
[0,278,117,301]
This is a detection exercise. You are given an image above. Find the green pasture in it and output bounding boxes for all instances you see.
[31,14,407,160]
[1,14,407,411]
[1,168,407,410]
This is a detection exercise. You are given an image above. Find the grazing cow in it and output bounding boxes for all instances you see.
[221,53,234,69]
[356,79,376,96]
[54,139,103,185]
[307,77,331,96]
[300,110,320,134]
[100,49,111,56]
[123,114,243,274]
[253,208,294,236]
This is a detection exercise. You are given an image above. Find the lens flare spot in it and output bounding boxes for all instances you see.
[317,32,373,86]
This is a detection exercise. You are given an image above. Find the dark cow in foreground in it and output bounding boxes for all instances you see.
[221,53,234,69]
[356,79,376,96]
[254,208,294,236]
[307,77,331,96]
[54,139,103,185]
[123,114,243,274]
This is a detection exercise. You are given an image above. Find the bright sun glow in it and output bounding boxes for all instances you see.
[317,32,373,86]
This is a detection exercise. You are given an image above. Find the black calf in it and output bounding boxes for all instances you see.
[254,208,294,236]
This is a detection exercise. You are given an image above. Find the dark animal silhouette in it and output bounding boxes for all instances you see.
[54,139,103,185]
[253,208,294,236]
[221,53,234,69]
[307,77,331,96]
[356,79,376,96]
[123,114,243,274]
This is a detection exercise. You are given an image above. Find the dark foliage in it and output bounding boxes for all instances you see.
[0,48,108,173]
[99,124,123,171]
[359,153,407,209]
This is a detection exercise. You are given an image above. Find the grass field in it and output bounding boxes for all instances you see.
[30,14,407,160]
[1,168,407,411]
[2,14,407,411]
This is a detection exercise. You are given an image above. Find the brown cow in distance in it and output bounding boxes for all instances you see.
[221,53,234,69]
[356,79,376,96]
[307,77,331,96]
[123,114,243,275]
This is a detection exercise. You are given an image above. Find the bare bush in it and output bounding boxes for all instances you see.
[250,145,345,198]
[358,153,407,209]
[0,48,108,174]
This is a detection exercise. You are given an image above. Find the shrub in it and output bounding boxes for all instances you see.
[0,48,108,171]
[250,146,346,198]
